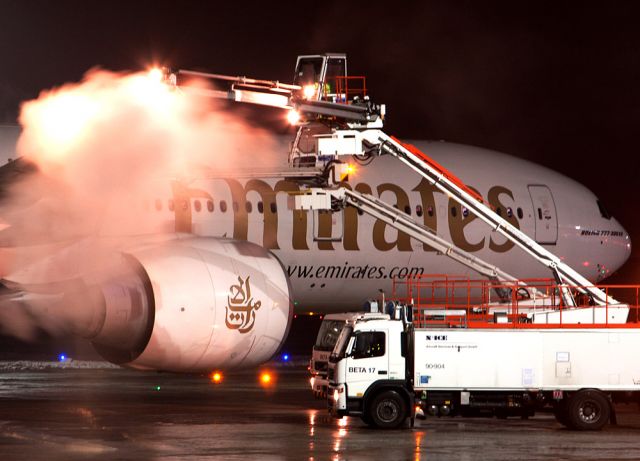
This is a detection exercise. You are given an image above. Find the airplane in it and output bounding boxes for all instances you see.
[0,121,631,372]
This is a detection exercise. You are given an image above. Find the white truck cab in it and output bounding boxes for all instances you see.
[328,312,417,428]
[310,312,388,398]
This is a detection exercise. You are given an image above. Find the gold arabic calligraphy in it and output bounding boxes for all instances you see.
[225,275,262,334]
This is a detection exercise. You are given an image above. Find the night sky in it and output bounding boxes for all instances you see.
[0,1,638,280]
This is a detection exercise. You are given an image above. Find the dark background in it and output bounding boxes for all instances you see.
[0,0,638,358]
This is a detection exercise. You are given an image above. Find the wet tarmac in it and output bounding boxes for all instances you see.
[2,363,640,460]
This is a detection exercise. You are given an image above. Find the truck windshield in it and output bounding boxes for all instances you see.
[330,326,353,363]
[314,320,346,352]
[294,57,324,87]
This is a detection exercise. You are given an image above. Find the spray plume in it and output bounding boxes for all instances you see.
[0,68,282,340]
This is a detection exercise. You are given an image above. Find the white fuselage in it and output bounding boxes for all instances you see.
[95,140,630,312]
[0,133,632,313]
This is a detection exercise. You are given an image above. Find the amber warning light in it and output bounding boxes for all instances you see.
[259,371,276,388]
[287,110,301,125]
[148,67,163,82]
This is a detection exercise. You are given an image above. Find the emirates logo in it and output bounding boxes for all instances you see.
[225,275,262,333]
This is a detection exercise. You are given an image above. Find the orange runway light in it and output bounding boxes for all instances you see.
[209,371,223,384]
[259,371,276,388]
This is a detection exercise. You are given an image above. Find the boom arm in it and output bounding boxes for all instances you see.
[314,129,618,306]
[296,187,521,301]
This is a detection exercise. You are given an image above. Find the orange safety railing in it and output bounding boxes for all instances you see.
[391,274,640,329]
[326,76,367,103]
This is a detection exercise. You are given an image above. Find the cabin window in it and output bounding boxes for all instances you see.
[404,205,411,215]
[517,207,523,219]
[507,207,513,218]
[257,201,264,214]
[194,200,201,212]
[416,205,423,217]
[246,201,252,213]
[427,206,434,217]
[220,200,228,213]
[496,207,502,217]
[537,208,542,220]
[270,202,277,213]
[207,200,214,212]
[462,206,469,218]
[451,206,457,218]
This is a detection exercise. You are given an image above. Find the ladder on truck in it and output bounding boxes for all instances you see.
[160,53,624,311]
[306,129,620,308]
[294,186,522,302]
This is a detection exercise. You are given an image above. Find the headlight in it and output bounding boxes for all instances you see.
[333,389,340,402]
[310,377,315,388]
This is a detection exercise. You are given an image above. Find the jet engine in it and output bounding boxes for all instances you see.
[60,237,293,372]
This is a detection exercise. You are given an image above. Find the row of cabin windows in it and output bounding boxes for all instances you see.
[153,199,277,214]
[358,204,525,220]
[151,199,525,221]
[449,205,524,220]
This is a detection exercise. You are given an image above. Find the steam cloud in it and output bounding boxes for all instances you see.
[0,68,281,340]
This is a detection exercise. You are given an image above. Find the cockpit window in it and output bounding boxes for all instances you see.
[597,200,611,220]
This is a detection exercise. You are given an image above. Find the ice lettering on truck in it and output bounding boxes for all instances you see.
[425,335,447,341]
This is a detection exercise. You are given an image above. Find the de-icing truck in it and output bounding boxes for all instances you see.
[327,279,640,431]
[160,54,640,431]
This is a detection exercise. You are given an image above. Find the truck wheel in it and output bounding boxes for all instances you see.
[566,390,610,431]
[369,390,407,429]
[360,413,374,426]
[553,399,570,428]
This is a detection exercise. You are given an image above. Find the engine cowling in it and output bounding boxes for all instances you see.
[87,237,293,372]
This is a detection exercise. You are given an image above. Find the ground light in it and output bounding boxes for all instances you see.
[58,353,67,362]
[259,370,276,388]
[209,371,223,384]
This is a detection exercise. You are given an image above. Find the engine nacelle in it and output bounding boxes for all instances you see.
[89,237,293,372]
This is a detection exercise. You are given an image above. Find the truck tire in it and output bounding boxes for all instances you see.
[553,399,571,428]
[369,390,407,429]
[360,413,374,426]
[566,390,610,431]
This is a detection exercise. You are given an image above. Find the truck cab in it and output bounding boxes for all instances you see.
[310,312,387,398]
[328,314,415,428]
